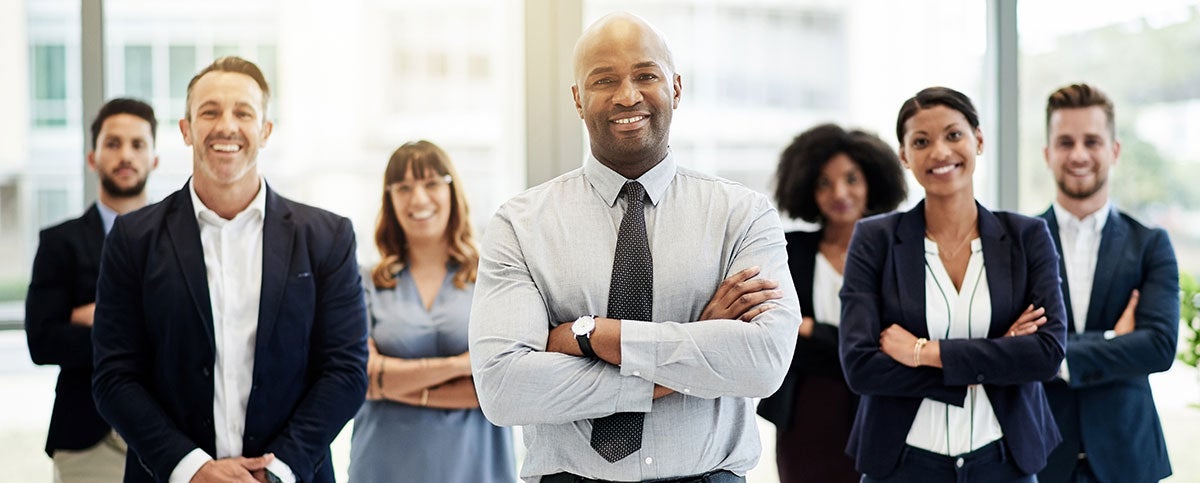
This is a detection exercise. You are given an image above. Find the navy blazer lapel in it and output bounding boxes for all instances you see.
[894,202,929,338]
[165,183,216,349]
[1040,208,1074,325]
[256,186,295,348]
[979,204,1014,338]
[1086,209,1127,331]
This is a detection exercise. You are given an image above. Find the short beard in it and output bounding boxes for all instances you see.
[1056,177,1105,200]
[100,173,147,198]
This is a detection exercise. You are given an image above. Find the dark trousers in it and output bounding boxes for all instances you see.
[861,441,1037,483]
[541,469,743,483]
[1067,455,1099,483]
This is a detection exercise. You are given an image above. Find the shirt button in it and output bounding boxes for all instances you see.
[632,371,641,377]
[683,388,691,394]
[956,457,964,468]
[645,457,653,465]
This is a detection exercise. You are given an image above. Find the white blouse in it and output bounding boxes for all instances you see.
[811,252,844,326]
[905,238,1004,456]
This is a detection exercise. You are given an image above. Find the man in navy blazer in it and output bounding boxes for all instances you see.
[27,98,159,482]
[1037,84,1178,483]
[92,57,368,483]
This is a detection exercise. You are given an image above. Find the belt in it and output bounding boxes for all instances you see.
[541,469,743,483]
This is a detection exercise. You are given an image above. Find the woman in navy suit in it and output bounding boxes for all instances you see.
[839,87,1068,483]
[758,124,906,483]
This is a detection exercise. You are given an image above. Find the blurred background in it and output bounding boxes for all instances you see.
[2,0,1198,481]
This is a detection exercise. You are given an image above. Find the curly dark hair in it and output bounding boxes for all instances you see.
[773,123,907,223]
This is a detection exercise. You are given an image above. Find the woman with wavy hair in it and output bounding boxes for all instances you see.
[348,140,514,482]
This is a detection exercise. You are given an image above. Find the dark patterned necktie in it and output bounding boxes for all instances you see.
[591,181,652,463]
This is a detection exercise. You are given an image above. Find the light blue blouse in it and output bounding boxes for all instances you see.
[348,264,515,483]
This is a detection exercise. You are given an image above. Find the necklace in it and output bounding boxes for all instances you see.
[925,226,975,260]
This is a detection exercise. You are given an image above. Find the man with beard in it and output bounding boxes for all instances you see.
[470,13,800,482]
[91,57,367,483]
[1037,83,1178,483]
[26,97,159,482]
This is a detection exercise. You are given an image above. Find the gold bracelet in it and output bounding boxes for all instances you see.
[420,388,429,407]
[913,338,928,367]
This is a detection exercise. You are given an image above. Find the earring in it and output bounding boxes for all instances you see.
[976,148,982,155]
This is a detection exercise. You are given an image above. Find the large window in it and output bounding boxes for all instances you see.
[584,0,990,229]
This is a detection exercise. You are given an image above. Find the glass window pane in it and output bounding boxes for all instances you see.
[583,0,990,227]
[169,45,195,98]
[123,45,153,99]
[30,44,68,126]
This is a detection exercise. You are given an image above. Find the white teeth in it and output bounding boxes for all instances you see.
[931,164,957,175]
[411,210,435,220]
[212,144,240,152]
[613,116,646,124]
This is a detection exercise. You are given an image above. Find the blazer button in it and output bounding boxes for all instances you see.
[202,367,211,377]
[976,375,985,382]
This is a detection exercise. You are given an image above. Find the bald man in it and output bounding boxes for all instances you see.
[469,13,802,482]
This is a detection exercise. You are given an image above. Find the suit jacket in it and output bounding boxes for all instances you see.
[1038,207,1177,483]
[25,204,112,456]
[92,182,368,483]
[839,201,1066,478]
[758,230,856,430]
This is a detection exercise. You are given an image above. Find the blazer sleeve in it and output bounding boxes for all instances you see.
[939,219,1067,386]
[263,217,368,482]
[1063,228,1178,387]
[93,219,200,480]
[26,227,95,369]
[839,219,967,405]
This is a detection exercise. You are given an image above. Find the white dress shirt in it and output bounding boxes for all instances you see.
[811,252,843,327]
[1052,202,1110,335]
[171,178,295,483]
[906,238,1004,456]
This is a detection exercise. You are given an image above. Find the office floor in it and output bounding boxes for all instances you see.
[2,330,1196,483]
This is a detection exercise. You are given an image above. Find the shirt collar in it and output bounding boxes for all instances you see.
[95,200,118,235]
[189,176,268,223]
[1052,200,1110,235]
[583,150,676,207]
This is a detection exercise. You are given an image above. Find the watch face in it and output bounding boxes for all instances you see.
[572,316,596,336]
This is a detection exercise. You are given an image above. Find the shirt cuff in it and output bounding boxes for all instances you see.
[618,319,657,383]
[168,448,212,483]
[267,458,297,483]
[1059,357,1071,384]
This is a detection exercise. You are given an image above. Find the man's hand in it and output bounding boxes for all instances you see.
[700,266,782,321]
[70,303,96,326]
[1004,305,1047,337]
[1113,289,1139,336]
[190,454,274,483]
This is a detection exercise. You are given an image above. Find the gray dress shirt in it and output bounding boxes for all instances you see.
[469,153,802,481]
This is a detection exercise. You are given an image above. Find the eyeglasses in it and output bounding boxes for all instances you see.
[387,175,453,198]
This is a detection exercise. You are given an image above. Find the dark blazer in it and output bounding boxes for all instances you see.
[92,182,369,483]
[758,230,854,429]
[839,201,1067,478]
[25,204,112,456]
[1038,208,1177,483]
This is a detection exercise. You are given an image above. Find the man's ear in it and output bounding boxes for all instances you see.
[86,151,98,172]
[179,118,193,146]
[672,74,682,109]
[572,84,584,119]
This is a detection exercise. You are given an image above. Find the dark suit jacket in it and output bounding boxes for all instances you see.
[1038,208,1177,483]
[25,204,112,456]
[758,230,856,430]
[92,183,368,483]
[839,201,1067,478]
